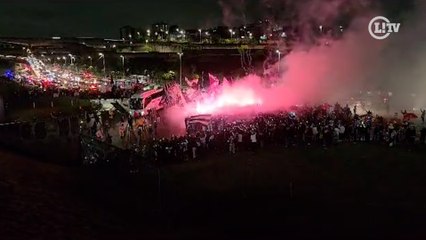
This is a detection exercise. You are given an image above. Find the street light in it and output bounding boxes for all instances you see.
[99,53,105,73]
[229,29,234,39]
[68,54,75,65]
[276,50,281,75]
[88,56,92,66]
[177,52,183,86]
[120,55,125,75]
[198,29,202,43]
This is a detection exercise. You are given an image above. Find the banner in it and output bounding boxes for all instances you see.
[164,82,187,106]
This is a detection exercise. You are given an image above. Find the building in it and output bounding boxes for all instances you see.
[168,25,181,42]
[151,22,169,41]
[120,25,136,41]
[120,25,144,42]
[185,29,201,43]
[211,26,231,43]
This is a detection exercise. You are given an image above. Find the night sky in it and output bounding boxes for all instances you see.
[0,0,229,38]
[0,0,414,38]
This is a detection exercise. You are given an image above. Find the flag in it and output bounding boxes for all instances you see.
[145,97,164,111]
[185,77,199,88]
[186,114,212,127]
[222,77,230,88]
[403,113,418,122]
[185,88,197,99]
[208,73,220,88]
[164,82,186,106]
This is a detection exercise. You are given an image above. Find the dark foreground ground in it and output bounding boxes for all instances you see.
[1,144,426,239]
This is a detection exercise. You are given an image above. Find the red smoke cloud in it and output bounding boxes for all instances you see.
[163,0,425,136]
[186,16,384,116]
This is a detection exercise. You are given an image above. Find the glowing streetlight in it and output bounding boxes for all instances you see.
[177,52,183,86]
[120,55,125,74]
[99,53,105,73]
[88,56,92,66]
[229,29,234,39]
[276,50,281,75]
[68,54,75,65]
[198,29,202,43]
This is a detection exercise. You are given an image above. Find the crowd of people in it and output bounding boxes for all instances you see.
[119,103,426,164]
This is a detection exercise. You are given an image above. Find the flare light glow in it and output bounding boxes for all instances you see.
[195,87,263,114]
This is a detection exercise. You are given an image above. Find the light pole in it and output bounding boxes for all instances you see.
[229,29,234,39]
[120,55,125,76]
[99,53,105,73]
[205,31,210,43]
[276,50,281,75]
[180,30,185,41]
[62,56,67,65]
[177,52,183,86]
[88,56,92,66]
[198,29,202,43]
[68,54,75,65]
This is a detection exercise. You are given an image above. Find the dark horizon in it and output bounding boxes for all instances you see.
[0,0,231,38]
[0,0,413,38]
